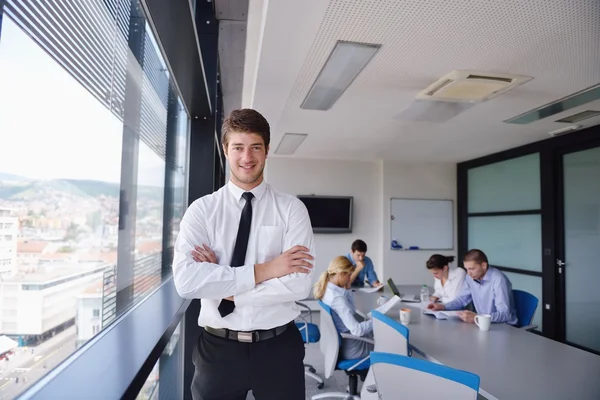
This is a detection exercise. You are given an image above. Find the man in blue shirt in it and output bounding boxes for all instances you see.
[346,239,383,288]
[428,249,517,325]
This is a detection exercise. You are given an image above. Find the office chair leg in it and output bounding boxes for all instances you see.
[311,393,357,400]
[304,363,317,373]
[348,374,359,395]
[305,370,324,389]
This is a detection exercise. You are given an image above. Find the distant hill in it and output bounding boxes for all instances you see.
[0,174,163,201]
[0,172,31,182]
[64,179,120,198]
[9,180,89,200]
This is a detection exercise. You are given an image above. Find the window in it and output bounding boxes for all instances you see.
[0,1,190,396]
[466,153,543,331]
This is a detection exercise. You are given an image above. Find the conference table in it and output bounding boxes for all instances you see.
[352,285,600,400]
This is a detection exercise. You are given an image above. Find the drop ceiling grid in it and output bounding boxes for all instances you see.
[270,0,600,159]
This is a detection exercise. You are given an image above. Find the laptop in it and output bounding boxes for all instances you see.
[387,278,419,302]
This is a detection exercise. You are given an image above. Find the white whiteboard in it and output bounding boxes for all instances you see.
[390,198,454,250]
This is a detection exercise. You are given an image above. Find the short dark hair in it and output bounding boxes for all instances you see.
[221,109,270,148]
[464,249,488,264]
[351,239,367,253]
[426,254,455,270]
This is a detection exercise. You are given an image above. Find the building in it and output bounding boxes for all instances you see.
[0,208,18,279]
[0,262,107,345]
[75,281,103,348]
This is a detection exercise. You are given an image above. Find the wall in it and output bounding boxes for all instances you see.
[265,158,383,281]
[382,161,457,286]
[265,158,457,289]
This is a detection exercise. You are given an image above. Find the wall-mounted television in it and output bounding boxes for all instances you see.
[297,195,353,233]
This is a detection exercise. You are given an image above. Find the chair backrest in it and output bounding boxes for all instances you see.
[317,300,340,379]
[512,290,538,328]
[370,352,480,400]
[371,310,409,356]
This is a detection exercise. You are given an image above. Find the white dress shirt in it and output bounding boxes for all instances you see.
[172,180,315,331]
[322,282,373,359]
[432,267,466,304]
[322,283,373,337]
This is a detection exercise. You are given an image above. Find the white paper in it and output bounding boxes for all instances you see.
[357,286,383,293]
[422,310,460,320]
[370,295,401,316]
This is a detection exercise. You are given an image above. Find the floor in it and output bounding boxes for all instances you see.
[245,312,488,400]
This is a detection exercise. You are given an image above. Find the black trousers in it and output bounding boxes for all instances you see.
[191,323,306,400]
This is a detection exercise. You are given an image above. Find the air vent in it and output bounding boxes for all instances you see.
[556,110,600,124]
[417,70,532,103]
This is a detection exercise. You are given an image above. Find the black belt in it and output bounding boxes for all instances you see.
[204,322,292,343]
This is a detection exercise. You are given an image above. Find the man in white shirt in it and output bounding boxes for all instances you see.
[172,109,315,400]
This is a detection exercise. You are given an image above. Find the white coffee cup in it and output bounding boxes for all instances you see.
[399,308,412,325]
[474,314,491,331]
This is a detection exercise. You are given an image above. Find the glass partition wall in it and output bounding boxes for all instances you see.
[459,127,600,354]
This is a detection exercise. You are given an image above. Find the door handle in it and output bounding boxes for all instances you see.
[556,259,566,267]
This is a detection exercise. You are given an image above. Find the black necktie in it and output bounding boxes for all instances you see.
[218,191,254,317]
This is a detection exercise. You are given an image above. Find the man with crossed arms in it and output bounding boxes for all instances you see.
[173,109,315,400]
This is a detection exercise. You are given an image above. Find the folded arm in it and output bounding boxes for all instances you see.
[235,200,315,307]
[172,200,255,300]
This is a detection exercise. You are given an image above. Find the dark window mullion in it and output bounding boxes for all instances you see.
[468,209,541,217]
[493,265,543,277]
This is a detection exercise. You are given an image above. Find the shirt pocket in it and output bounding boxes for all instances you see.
[256,225,284,263]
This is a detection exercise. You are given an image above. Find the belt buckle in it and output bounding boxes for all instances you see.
[238,331,254,343]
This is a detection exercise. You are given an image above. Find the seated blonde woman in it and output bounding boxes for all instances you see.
[314,256,374,360]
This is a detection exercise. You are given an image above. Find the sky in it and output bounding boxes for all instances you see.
[0,16,167,187]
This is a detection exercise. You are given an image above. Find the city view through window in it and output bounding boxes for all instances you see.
[0,8,189,398]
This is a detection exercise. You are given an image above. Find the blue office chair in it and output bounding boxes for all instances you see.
[513,289,539,330]
[361,311,412,399]
[312,301,373,400]
[295,301,324,389]
[370,352,480,399]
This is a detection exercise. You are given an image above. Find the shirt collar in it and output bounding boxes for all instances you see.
[227,180,267,202]
[475,267,493,284]
[326,281,346,295]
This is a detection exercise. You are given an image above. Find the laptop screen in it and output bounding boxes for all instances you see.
[387,278,400,296]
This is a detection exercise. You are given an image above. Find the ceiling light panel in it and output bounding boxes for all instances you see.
[505,84,600,124]
[274,133,308,155]
[300,41,380,111]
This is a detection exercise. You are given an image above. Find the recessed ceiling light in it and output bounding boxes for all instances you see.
[274,133,308,155]
[300,41,381,111]
[505,83,600,124]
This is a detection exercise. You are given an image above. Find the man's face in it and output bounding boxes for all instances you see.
[223,132,268,190]
[352,251,366,262]
[464,261,487,280]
